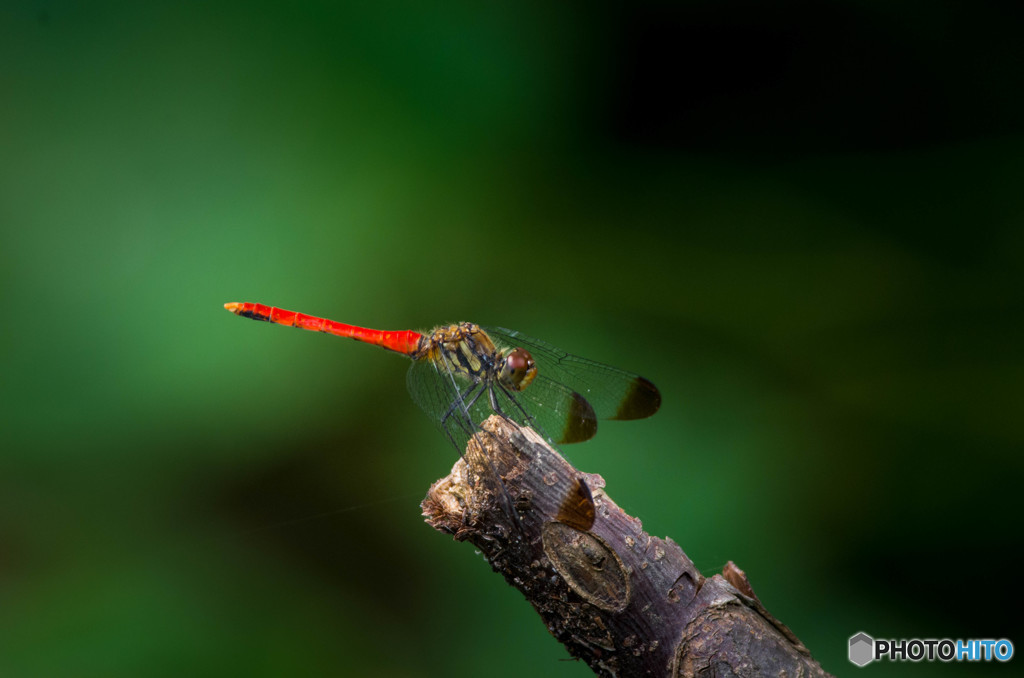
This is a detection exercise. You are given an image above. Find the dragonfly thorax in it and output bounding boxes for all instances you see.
[422,323,537,392]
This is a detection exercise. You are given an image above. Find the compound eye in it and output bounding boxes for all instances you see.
[503,348,537,391]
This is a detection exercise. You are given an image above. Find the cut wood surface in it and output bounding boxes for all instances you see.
[422,416,834,678]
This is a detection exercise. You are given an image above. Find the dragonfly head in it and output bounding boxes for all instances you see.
[498,347,537,392]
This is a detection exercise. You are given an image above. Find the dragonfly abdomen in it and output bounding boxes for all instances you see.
[224,302,422,355]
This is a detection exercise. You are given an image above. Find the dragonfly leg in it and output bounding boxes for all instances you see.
[439,382,483,443]
[462,384,486,411]
[487,385,505,416]
[439,381,478,425]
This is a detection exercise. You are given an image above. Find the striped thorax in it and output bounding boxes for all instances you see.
[421,323,537,392]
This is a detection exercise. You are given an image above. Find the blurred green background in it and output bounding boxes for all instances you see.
[2,1,1022,676]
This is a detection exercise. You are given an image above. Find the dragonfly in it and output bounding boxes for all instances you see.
[224,302,660,527]
[224,302,660,452]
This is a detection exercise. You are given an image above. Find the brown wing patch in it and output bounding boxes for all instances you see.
[613,376,661,420]
[558,391,598,444]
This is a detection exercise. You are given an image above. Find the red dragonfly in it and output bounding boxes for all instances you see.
[223,302,661,455]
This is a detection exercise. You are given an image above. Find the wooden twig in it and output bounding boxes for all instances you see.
[422,416,834,678]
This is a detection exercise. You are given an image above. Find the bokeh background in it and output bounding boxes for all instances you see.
[2,2,1022,676]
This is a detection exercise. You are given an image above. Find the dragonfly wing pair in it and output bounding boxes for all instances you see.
[404,326,660,450]
[484,326,661,442]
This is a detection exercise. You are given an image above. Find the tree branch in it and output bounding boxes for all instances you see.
[421,416,834,678]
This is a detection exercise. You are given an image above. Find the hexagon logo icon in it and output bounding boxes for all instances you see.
[849,632,874,667]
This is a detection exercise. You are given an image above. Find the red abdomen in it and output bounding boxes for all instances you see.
[224,302,422,355]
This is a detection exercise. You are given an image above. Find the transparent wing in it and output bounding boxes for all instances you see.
[491,374,598,445]
[406,358,481,454]
[484,326,661,423]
